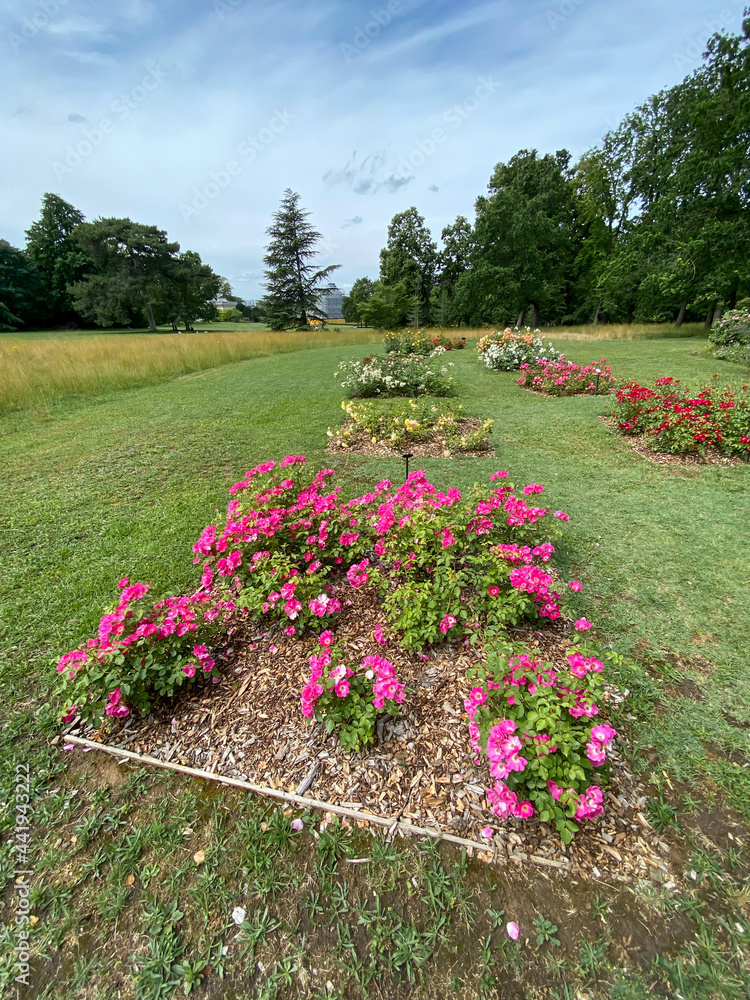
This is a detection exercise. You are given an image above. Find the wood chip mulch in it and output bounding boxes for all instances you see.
[598,415,742,467]
[69,585,675,886]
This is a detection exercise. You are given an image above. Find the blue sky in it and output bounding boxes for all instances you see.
[1,0,746,299]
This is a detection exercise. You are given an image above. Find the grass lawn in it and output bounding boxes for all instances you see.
[1,330,749,998]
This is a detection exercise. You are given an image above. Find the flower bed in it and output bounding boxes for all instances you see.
[335,353,456,397]
[477,328,561,371]
[382,328,434,356]
[516,356,616,396]
[709,307,750,365]
[327,398,494,457]
[610,377,750,458]
[56,457,632,842]
[72,589,671,876]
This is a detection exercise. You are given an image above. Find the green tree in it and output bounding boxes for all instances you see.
[162,251,223,331]
[379,208,437,323]
[457,150,577,327]
[357,280,416,329]
[433,215,473,326]
[70,219,180,330]
[0,240,40,331]
[587,12,750,325]
[262,189,340,330]
[25,193,92,326]
[342,276,375,324]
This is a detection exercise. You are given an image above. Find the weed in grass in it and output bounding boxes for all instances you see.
[71,951,104,991]
[494,937,525,978]
[237,907,282,965]
[550,984,576,1000]
[190,868,228,931]
[36,787,80,827]
[328,879,351,923]
[77,845,110,883]
[316,822,353,876]
[121,767,152,802]
[0,846,14,889]
[681,792,702,813]
[646,795,680,833]
[37,841,73,872]
[166,856,195,896]
[476,935,497,997]
[418,842,475,929]
[592,891,611,922]
[576,935,609,980]
[139,861,160,889]
[485,906,506,930]
[255,956,299,1000]
[544,952,570,978]
[389,915,433,984]
[89,786,111,809]
[368,833,409,892]
[689,846,726,887]
[533,912,561,947]
[173,956,209,996]
[335,919,370,989]
[96,874,131,923]
[111,828,146,871]
[135,897,185,1000]
[303,888,325,924]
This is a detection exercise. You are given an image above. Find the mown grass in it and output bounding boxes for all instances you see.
[1,329,749,997]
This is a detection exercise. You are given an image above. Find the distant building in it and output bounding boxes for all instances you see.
[210,297,240,311]
[316,286,344,320]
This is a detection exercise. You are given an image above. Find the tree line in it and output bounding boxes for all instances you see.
[344,13,750,329]
[0,194,229,332]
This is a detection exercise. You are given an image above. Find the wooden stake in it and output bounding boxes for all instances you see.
[64,735,570,869]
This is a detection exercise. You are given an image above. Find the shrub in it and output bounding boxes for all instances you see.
[328,398,494,454]
[610,378,750,457]
[477,328,562,371]
[334,353,456,397]
[57,460,573,725]
[709,308,750,359]
[383,329,434,356]
[430,334,467,351]
[56,581,234,727]
[516,357,616,396]
[467,636,618,844]
[301,633,406,750]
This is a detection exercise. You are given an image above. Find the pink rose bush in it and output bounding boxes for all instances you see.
[301,634,406,750]
[516,357,615,396]
[56,457,580,740]
[56,578,235,727]
[466,628,618,844]
[191,459,571,652]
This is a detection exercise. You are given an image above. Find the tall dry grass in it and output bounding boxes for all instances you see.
[0,328,384,414]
